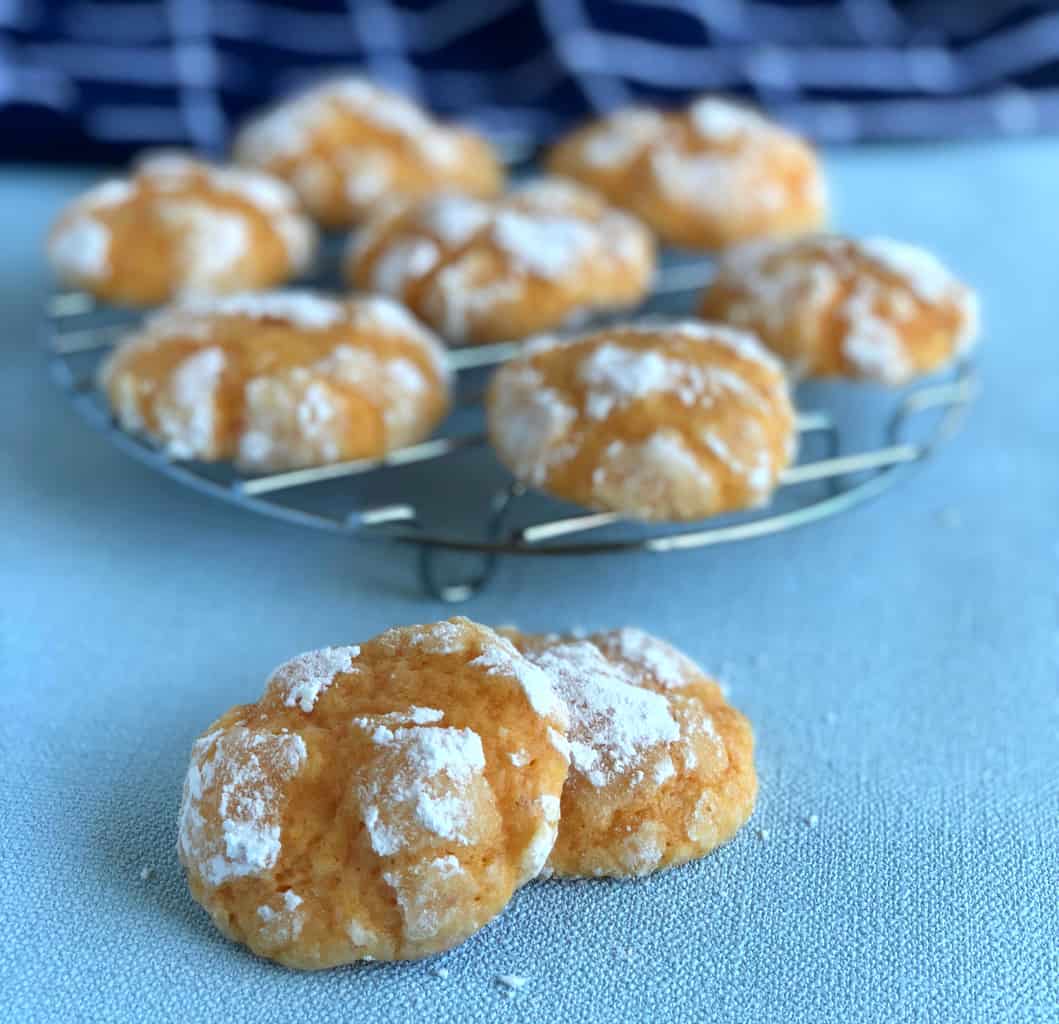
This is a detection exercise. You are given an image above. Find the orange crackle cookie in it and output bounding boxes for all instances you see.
[345,178,655,345]
[485,321,796,520]
[99,291,450,472]
[500,627,756,879]
[177,618,570,969]
[700,234,981,384]
[47,153,316,305]
[233,77,503,229]
[547,96,826,250]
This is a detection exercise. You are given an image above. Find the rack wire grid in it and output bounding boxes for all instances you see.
[44,249,979,602]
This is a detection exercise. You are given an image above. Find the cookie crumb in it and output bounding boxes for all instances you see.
[496,974,528,992]
[139,866,155,881]
[756,828,770,842]
[804,814,819,828]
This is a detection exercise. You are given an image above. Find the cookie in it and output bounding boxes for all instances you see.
[485,321,796,521]
[345,178,655,345]
[234,77,503,229]
[100,291,450,472]
[547,96,826,250]
[500,627,756,879]
[47,153,316,305]
[700,234,980,384]
[177,618,570,968]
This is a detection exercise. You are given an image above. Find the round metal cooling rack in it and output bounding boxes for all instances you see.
[44,256,979,602]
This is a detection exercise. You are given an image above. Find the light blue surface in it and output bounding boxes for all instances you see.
[2,142,1057,1024]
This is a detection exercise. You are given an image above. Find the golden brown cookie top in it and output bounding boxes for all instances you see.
[100,291,450,470]
[701,234,980,383]
[234,77,503,227]
[500,626,756,878]
[178,618,570,968]
[485,321,796,520]
[547,96,826,249]
[345,177,655,344]
[47,154,316,304]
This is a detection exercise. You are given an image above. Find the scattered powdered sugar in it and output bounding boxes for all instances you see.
[267,644,361,712]
[421,195,491,246]
[180,290,346,330]
[427,255,524,342]
[702,425,773,497]
[350,295,448,377]
[841,282,912,383]
[178,726,308,887]
[581,108,666,167]
[155,200,249,291]
[578,344,682,419]
[509,749,531,767]
[49,216,110,281]
[356,723,487,855]
[371,237,441,294]
[860,237,961,303]
[496,974,529,992]
[548,727,571,762]
[618,821,667,876]
[383,855,470,942]
[491,209,597,278]
[237,77,462,170]
[525,642,679,787]
[154,346,227,459]
[346,917,380,948]
[600,627,696,690]
[650,147,764,217]
[398,619,474,655]
[352,707,445,729]
[688,97,767,141]
[488,364,577,485]
[138,865,155,881]
[256,890,304,944]
[592,432,718,519]
[519,793,561,880]
[471,636,568,724]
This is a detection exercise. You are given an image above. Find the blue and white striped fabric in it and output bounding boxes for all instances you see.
[4,0,1059,161]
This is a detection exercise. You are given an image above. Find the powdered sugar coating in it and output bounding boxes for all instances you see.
[178,618,569,968]
[102,291,450,472]
[357,723,488,855]
[267,645,361,712]
[47,157,316,300]
[471,635,569,727]
[487,322,795,520]
[346,177,654,344]
[178,727,308,887]
[504,625,754,880]
[530,642,679,787]
[549,95,826,249]
[47,216,110,281]
[703,234,979,383]
[234,77,501,228]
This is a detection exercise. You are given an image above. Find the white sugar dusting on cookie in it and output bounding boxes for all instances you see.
[357,723,487,855]
[178,726,308,886]
[268,645,361,712]
[527,641,678,787]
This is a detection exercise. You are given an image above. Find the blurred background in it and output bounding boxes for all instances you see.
[2,0,1059,162]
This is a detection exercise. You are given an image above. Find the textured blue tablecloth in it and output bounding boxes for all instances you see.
[2,143,1057,1024]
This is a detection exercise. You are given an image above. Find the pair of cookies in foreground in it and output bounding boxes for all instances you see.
[178,618,755,969]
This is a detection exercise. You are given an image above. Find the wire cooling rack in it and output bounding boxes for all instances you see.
[44,253,978,602]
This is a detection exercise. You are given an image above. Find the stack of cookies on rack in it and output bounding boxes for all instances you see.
[47,76,980,527]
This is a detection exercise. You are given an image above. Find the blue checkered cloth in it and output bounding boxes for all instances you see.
[3,0,1059,161]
